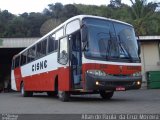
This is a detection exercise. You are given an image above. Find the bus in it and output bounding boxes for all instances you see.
[11,15,142,101]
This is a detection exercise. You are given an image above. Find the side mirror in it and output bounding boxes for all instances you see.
[82,42,89,51]
[137,39,141,56]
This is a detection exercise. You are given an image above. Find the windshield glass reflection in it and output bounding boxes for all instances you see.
[82,18,139,62]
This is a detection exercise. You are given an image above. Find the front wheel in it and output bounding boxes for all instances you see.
[20,83,33,97]
[100,91,114,100]
[58,91,70,102]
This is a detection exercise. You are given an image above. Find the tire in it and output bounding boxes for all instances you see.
[47,91,57,97]
[58,91,70,102]
[20,82,33,97]
[100,91,114,100]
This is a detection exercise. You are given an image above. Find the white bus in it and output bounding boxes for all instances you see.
[11,15,142,101]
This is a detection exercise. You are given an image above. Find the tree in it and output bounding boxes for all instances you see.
[129,0,159,35]
[0,10,15,37]
[26,12,48,37]
[5,17,29,37]
[0,2,160,37]
[48,3,63,19]
[62,4,81,19]
[108,0,122,8]
[40,18,61,36]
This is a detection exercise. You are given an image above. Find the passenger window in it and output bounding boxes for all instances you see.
[27,46,36,63]
[37,39,47,58]
[48,37,55,53]
[48,36,58,53]
[54,40,58,51]
[55,28,64,40]
[41,40,47,55]
[58,36,68,65]
[20,51,27,65]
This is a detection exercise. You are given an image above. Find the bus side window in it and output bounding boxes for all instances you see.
[37,42,42,58]
[54,40,58,51]
[42,39,47,55]
[55,28,64,41]
[15,56,20,68]
[37,39,47,58]
[20,51,27,65]
[58,36,68,65]
[47,35,58,53]
[48,36,55,53]
[27,46,36,63]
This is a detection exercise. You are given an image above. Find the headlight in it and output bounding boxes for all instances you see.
[87,70,106,77]
[132,72,141,77]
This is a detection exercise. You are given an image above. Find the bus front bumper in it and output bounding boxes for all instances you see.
[85,73,142,91]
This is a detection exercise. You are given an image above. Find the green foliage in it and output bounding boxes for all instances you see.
[40,18,62,36]
[129,0,159,35]
[109,0,122,8]
[0,10,15,37]
[0,0,160,37]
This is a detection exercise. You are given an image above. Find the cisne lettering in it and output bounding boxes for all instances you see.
[32,60,47,72]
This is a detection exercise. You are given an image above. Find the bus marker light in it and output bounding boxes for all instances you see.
[137,81,141,85]
[96,81,99,85]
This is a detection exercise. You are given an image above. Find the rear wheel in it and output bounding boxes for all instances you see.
[20,82,33,97]
[100,91,114,100]
[58,91,70,102]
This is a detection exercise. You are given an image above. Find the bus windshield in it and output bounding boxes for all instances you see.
[82,18,139,62]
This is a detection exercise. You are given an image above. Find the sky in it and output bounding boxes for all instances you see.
[0,0,159,15]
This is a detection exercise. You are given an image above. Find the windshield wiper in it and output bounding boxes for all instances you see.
[81,24,89,51]
[82,41,89,51]
[105,31,113,60]
[118,35,133,62]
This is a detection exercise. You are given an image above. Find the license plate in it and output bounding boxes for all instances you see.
[116,86,125,91]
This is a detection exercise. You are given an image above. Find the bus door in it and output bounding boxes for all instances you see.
[69,31,82,89]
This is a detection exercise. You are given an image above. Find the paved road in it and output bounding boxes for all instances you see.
[0,89,160,114]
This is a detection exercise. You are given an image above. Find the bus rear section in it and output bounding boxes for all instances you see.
[11,15,142,101]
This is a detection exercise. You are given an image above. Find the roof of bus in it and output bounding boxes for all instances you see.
[16,15,132,56]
